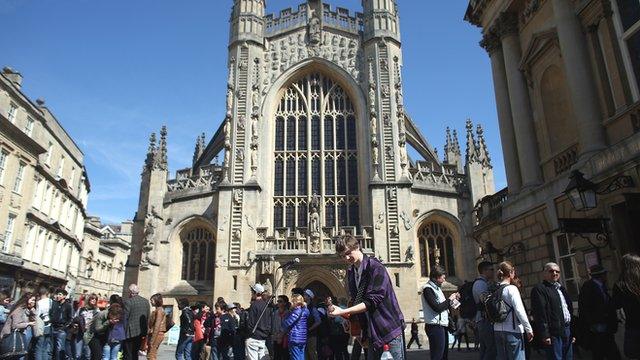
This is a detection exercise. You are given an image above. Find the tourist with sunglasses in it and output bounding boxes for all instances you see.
[531,263,574,360]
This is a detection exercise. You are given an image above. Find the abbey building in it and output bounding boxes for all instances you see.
[125,0,495,319]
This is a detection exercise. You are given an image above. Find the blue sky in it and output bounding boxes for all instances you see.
[0,0,502,223]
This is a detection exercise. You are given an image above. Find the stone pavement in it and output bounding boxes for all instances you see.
[150,343,529,360]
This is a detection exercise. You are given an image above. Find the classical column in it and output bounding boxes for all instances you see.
[551,0,606,155]
[496,12,542,189]
[481,31,523,194]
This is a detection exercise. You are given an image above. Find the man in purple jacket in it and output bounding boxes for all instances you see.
[329,234,405,360]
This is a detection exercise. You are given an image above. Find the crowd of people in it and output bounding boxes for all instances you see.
[421,254,640,360]
[1,234,638,360]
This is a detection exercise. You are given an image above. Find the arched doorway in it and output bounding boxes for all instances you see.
[304,280,334,301]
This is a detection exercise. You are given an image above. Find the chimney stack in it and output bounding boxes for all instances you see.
[2,67,23,89]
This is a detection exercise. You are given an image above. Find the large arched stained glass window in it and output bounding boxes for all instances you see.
[181,228,215,282]
[418,221,456,277]
[273,73,360,231]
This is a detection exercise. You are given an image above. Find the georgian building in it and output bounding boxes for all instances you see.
[75,217,132,300]
[124,0,495,319]
[0,67,90,297]
[466,0,640,300]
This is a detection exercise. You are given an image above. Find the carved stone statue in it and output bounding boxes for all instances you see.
[226,87,234,118]
[309,194,321,238]
[223,119,231,150]
[308,12,322,45]
[405,245,414,262]
[141,206,163,267]
[370,114,378,139]
[369,86,376,113]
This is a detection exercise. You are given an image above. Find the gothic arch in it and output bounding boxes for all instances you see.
[289,265,348,300]
[167,216,217,288]
[413,210,465,280]
[260,58,371,232]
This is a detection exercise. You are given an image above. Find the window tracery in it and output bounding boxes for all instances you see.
[181,227,215,282]
[273,73,360,231]
[418,221,456,277]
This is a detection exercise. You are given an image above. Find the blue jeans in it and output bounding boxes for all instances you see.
[176,335,194,360]
[478,319,496,360]
[73,337,89,360]
[52,329,67,360]
[289,343,305,360]
[34,334,53,360]
[17,327,33,360]
[495,331,525,360]
[367,334,405,360]
[544,325,573,360]
[425,325,448,360]
[102,342,121,360]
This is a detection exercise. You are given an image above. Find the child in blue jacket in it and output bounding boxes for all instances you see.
[282,294,309,360]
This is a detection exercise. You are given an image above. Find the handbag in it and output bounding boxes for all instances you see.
[0,330,28,358]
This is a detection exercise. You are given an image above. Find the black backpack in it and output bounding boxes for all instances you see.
[458,280,478,320]
[480,284,515,328]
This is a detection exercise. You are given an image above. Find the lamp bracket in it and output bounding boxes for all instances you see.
[595,175,635,195]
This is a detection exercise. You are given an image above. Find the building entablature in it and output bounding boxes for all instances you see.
[34,163,87,216]
[0,113,47,158]
[26,208,82,251]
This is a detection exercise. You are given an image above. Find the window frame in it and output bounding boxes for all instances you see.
[0,150,8,186]
[2,214,17,253]
[552,233,581,301]
[612,0,640,100]
[24,116,34,136]
[13,161,26,194]
[7,103,18,124]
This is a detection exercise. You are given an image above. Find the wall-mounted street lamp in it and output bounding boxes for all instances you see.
[560,170,635,249]
[564,170,634,211]
[86,265,94,278]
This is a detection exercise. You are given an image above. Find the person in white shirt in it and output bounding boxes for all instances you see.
[494,261,533,360]
[34,286,53,360]
[472,261,496,359]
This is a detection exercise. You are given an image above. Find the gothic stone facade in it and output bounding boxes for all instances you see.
[466,0,640,301]
[125,0,495,321]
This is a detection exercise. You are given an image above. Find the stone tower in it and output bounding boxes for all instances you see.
[124,0,495,321]
[465,119,494,206]
[124,127,168,295]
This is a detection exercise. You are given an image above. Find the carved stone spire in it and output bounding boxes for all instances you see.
[158,126,168,169]
[451,129,461,156]
[144,132,157,172]
[444,127,452,163]
[477,124,492,167]
[193,133,206,167]
[465,118,478,164]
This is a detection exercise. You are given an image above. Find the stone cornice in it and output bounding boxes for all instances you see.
[480,31,501,54]
[35,163,87,218]
[494,12,519,38]
[578,0,613,28]
[26,209,82,251]
[0,114,47,158]
[464,0,492,27]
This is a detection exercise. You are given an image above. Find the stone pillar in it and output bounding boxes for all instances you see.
[496,12,542,189]
[552,0,606,155]
[481,31,523,194]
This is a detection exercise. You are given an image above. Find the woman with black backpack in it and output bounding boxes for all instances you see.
[492,262,533,360]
